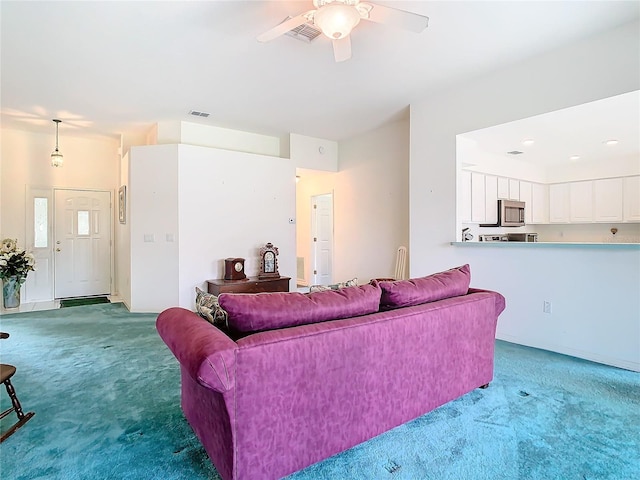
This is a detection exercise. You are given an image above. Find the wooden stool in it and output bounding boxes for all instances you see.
[1,333,34,443]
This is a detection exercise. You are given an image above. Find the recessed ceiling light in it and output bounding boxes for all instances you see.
[522,139,534,146]
[570,155,581,161]
[604,139,619,146]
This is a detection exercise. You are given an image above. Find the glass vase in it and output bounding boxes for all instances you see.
[2,276,21,309]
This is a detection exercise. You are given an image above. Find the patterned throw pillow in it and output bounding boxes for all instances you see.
[309,277,358,293]
[195,287,228,328]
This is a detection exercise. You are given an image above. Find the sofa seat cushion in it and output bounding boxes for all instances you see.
[218,283,381,333]
[376,264,471,310]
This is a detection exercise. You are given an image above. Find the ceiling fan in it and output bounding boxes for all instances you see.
[257,0,429,62]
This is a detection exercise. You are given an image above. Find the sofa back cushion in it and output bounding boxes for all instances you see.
[218,283,381,333]
[376,264,471,310]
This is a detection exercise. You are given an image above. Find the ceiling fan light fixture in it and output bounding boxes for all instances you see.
[51,119,64,167]
[314,4,361,39]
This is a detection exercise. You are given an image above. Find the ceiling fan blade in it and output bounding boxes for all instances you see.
[257,11,314,42]
[333,36,352,63]
[363,3,429,33]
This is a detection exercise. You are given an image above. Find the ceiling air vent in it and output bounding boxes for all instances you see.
[284,17,322,43]
[507,150,524,155]
[189,110,210,118]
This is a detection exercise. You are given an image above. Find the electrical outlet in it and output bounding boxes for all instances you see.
[543,301,552,314]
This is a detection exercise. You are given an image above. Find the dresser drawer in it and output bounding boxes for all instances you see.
[207,276,290,295]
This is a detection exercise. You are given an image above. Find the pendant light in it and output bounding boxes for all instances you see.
[51,119,63,167]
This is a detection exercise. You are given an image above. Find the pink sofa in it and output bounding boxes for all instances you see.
[156,265,505,480]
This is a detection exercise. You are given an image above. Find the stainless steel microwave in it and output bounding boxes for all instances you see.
[481,200,525,227]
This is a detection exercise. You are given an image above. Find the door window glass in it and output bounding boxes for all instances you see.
[34,198,48,248]
[77,211,90,235]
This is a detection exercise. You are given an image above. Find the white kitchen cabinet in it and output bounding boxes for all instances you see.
[570,181,594,222]
[519,181,533,224]
[623,176,640,222]
[471,172,486,223]
[497,177,510,199]
[594,178,623,222]
[549,183,570,223]
[461,172,640,226]
[532,183,549,224]
[485,175,498,224]
[459,170,472,223]
[508,179,520,200]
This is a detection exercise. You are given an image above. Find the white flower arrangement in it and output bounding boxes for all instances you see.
[0,238,36,284]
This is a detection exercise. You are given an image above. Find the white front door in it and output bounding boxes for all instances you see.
[54,189,111,298]
[311,193,333,286]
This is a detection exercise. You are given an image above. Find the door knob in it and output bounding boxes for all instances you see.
[56,248,61,252]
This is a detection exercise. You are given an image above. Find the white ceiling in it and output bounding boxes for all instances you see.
[460,90,640,167]
[1,1,639,142]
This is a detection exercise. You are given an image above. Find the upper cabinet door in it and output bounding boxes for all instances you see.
[549,184,570,223]
[508,179,520,200]
[623,176,640,222]
[594,178,623,222]
[569,181,593,223]
[471,172,486,223]
[459,170,472,223]
[497,177,509,199]
[519,181,533,224]
[532,183,549,224]
[484,175,498,224]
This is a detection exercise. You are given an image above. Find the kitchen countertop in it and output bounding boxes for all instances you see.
[451,241,640,249]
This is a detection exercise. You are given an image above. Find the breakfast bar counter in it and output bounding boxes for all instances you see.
[451,241,640,249]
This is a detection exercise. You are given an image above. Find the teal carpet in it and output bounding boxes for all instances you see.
[0,304,638,480]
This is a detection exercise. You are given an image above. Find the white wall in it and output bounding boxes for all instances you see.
[535,223,640,243]
[127,143,296,312]
[176,144,296,308]
[129,145,180,312]
[155,121,282,157]
[0,127,120,300]
[334,117,409,283]
[410,21,640,370]
[116,151,131,308]
[290,133,338,171]
[295,169,336,286]
[1,128,120,238]
[294,118,410,287]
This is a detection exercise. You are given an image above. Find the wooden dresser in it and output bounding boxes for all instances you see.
[207,276,291,295]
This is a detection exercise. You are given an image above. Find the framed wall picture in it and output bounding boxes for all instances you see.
[118,185,126,224]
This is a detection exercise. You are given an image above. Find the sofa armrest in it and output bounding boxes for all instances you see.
[468,288,506,316]
[156,307,237,393]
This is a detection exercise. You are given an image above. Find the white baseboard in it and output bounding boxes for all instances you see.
[497,334,640,372]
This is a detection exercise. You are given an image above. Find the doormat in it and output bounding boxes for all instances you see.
[60,296,110,308]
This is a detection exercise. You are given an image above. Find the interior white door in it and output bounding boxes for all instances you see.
[311,193,333,286]
[54,189,111,298]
